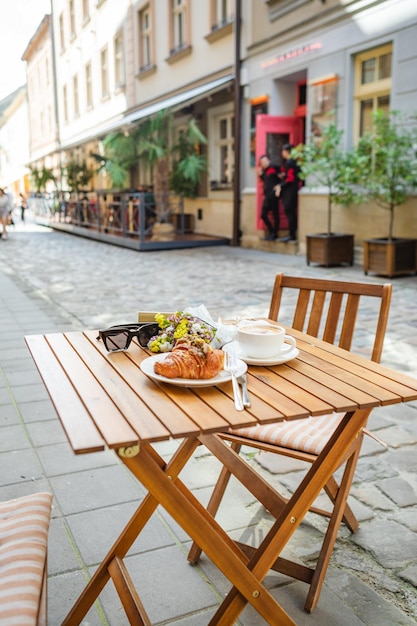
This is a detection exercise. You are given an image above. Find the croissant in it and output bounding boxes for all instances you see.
[154,337,224,379]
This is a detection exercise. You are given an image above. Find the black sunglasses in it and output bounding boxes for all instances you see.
[97,323,160,352]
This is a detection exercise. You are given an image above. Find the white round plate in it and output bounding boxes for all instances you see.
[223,341,299,366]
[140,352,247,387]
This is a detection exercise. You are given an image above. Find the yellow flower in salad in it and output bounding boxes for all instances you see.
[147,311,216,353]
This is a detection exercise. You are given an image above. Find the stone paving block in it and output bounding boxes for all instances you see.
[385,448,417,473]
[0,423,31,452]
[49,464,146,516]
[376,477,417,507]
[399,564,417,587]
[0,477,52,503]
[18,398,58,422]
[374,426,417,448]
[10,381,51,403]
[4,368,44,386]
[37,440,116,477]
[0,404,19,426]
[48,516,83,575]
[353,519,417,568]
[351,484,396,511]
[25,418,69,447]
[48,570,104,626]
[326,568,415,625]
[355,457,399,482]
[65,501,178,566]
[119,546,220,624]
[0,447,45,484]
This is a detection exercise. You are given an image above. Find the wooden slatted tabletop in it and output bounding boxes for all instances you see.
[25,328,417,454]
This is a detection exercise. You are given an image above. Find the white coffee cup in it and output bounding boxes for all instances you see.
[237,322,296,359]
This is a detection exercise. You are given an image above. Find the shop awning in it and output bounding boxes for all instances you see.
[60,74,233,149]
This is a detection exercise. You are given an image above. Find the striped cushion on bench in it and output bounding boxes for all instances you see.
[0,492,53,626]
[234,413,345,455]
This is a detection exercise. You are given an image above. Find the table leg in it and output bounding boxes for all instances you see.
[123,442,297,625]
[207,409,369,625]
[62,437,199,625]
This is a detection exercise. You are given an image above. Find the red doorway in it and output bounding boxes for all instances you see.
[255,115,303,231]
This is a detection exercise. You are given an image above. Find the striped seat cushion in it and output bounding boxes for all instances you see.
[234,413,345,455]
[0,492,53,626]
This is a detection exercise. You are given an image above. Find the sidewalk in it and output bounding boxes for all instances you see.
[0,220,416,625]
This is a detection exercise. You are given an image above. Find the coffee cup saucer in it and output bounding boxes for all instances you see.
[223,341,299,366]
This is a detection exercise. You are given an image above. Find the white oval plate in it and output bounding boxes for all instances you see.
[223,341,299,366]
[140,352,247,387]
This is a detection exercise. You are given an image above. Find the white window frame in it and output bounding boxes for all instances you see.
[59,13,65,51]
[114,30,125,89]
[208,103,234,191]
[139,5,152,71]
[73,73,79,117]
[354,43,392,139]
[69,0,76,38]
[85,61,93,108]
[100,46,109,99]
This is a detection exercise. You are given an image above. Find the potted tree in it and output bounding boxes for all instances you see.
[294,125,365,266]
[94,109,207,238]
[358,111,417,277]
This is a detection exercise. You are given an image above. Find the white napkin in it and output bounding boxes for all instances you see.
[184,305,238,348]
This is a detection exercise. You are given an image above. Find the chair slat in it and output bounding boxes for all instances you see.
[323,292,343,344]
[339,294,360,351]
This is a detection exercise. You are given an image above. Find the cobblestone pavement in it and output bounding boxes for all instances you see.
[1,217,416,625]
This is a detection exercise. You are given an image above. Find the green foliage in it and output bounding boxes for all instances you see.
[94,109,208,206]
[92,131,141,189]
[293,125,366,234]
[356,110,417,239]
[169,118,207,198]
[29,166,56,193]
[64,161,94,192]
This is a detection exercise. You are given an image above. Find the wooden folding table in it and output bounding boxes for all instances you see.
[25,328,417,626]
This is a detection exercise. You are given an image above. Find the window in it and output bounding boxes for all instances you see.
[100,46,109,98]
[209,106,234,189]
[63,84,69,122]
[59,13,65,51]
[354,44,392,138]
[170,0,189,55]
[114,31,125,88]
[211,0,234,30]
[138,5,153,71]
[69,0,76,38]
[85,62,93,108]
[73,74,79,117]
[82,0,90,22]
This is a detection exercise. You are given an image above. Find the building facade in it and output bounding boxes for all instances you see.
[16,0,417,246]
[240,0,417,250]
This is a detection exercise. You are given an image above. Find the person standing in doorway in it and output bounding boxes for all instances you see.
[277,144,300,242]
[258,154,281,240]
[0,188,13,240]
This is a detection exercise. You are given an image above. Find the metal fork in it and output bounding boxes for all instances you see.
[224,351,244,411]
[238,373,251,407]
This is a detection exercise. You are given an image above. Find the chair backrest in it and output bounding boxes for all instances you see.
[268,274,392,363]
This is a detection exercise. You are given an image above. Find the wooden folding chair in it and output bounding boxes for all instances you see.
[188,274,392,613]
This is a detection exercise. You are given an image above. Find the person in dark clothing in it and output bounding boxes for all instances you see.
[277,144,300,242]
[258,154,281,240]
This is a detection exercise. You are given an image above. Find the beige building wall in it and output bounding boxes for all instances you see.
[23,15,58,164]
[0,88,31,196]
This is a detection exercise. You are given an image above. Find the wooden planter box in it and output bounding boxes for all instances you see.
[306,233,354,267]
[363,238,417,277]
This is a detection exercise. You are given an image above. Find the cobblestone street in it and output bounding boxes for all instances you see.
[1,219,416,625]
